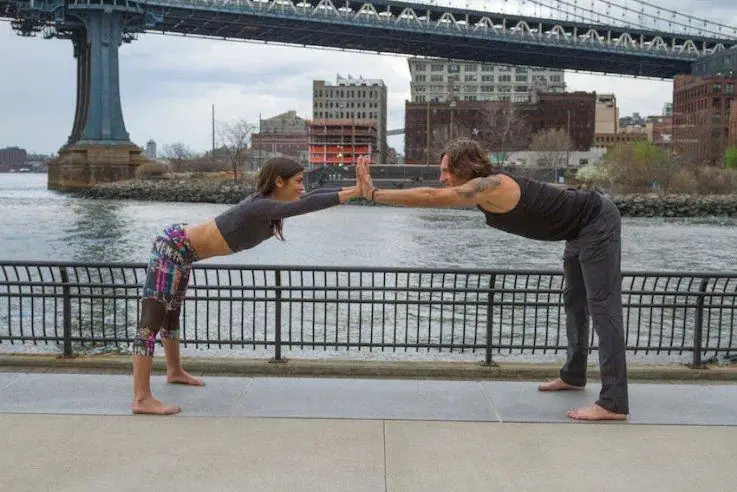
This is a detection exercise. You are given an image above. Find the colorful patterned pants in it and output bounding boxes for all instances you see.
[132,224,199,357]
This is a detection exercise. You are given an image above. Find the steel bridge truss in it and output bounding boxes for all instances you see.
[3,0,736,60]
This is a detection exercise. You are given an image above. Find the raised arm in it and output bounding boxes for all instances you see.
[254,185,360,220]
[302,186,349,198]
[355,155,501,208]
[370,176,502,208]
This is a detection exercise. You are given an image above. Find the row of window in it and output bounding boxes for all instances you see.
[411,94,537,102]
[414,85,531,93]
[411,62,556,74]
[314,101,380,109]
[314,112,380,119]
[414,74,562,83]
[314,89,381,98]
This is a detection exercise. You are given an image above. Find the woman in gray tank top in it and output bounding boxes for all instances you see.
[132,157,364,416]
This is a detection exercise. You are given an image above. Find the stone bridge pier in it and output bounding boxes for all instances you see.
[12,1,160,191]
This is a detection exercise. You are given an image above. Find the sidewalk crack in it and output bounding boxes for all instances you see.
[478,382,504,423]
[383,420,389,492]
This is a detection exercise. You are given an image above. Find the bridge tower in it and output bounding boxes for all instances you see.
[10,0,159,191]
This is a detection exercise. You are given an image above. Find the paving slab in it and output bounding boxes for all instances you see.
[384,421,737,492]
[0,372,736,427]
[0,414,386,492]
[231,377,500,421]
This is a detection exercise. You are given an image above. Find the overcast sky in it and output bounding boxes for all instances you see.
[1,0,735,155]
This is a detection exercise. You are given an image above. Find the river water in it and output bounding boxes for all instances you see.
[3,173,737,271]
[1,173,735,363]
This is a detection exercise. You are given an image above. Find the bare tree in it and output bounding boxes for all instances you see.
[162,143,194,172]
[217,118,257,181]
[529,128,572,169]
[476,102,531,163]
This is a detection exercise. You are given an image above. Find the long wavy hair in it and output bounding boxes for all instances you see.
[256,157,304,241]
[439,138,493,181]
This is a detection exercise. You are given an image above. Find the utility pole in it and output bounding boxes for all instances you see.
[211,104,215,162]
[425,98,430,165]
[564,109,571,183]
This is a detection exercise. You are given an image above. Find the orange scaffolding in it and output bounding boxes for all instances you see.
[308,119,378,166]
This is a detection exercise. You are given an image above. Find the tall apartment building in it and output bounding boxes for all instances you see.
[312,75,387,164]
[407,57,565,104]
[595,94,618,134]
[0,147,27,172]
[673,74,737,164]
[144,140,157,160]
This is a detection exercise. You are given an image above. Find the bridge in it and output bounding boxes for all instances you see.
[1,0,736,190]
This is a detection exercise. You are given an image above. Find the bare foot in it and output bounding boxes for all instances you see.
[167,369,205,387]
[132,397,181,416]
[538,378,585,392]
[567,403,627,421]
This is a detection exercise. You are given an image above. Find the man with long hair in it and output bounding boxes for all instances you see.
[356,138,628,421]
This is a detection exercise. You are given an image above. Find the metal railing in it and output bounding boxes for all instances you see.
[1,261,736,366]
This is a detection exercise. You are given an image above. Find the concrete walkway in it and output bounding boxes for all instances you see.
[1,372,737,491]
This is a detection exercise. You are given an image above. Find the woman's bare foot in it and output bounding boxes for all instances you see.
[538,378,585,392]
[132,397,181,415]
[167,369,205,386]
[567,403,627,421]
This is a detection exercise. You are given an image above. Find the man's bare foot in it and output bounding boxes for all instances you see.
[538,378,585,392]
[167,369,205,387]
[132,397,181,415]
[567,403,627,421]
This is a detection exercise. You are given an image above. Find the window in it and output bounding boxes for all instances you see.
[465,64,477,72]
[414,75,426,82]
[430,74,444,82]
[448,64,461,73]
[465,74,478,82]
[481,75,494,82]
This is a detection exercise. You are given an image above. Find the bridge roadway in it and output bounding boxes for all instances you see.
[1,365,736,490]
[2,0,737,78]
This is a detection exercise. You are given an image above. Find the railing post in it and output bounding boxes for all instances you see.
[60,266,73,357]
[270,269,284,363]
[484,273,496,366]
[692,277,709,367]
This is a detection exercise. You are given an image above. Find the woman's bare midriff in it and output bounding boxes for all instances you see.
[184,220,233,261]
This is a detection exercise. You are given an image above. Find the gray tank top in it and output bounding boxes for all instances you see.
[214,188,341,252]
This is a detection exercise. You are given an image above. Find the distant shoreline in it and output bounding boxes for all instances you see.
[74,178,737,217]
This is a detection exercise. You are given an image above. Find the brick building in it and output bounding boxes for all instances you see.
[646,116,674,148]
[673,74,737,164]
[0,147,27,172]
[522,91,596,151]
[403,91,595,164]
[730,102,737,149]
[313,75,387,164]
[250,111,308,158]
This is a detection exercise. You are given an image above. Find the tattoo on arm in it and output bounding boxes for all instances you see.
[455,176,502,199]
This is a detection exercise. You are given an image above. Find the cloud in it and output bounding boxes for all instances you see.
[1,0,736,155]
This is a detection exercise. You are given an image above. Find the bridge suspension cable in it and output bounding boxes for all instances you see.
[524,0,737,39]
